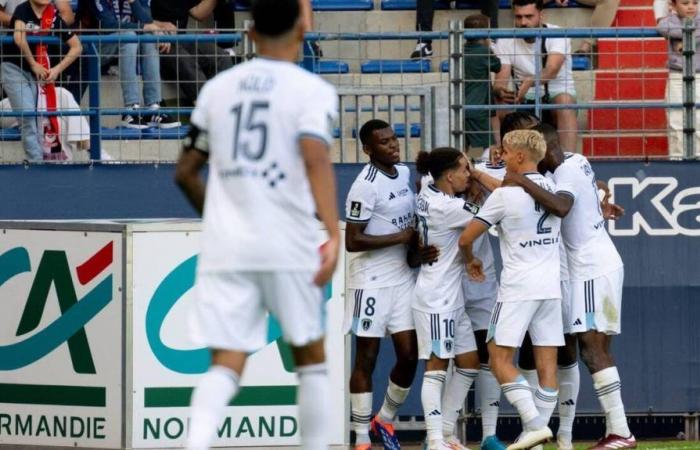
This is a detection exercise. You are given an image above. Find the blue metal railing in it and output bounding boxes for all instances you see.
[0,27,679,160]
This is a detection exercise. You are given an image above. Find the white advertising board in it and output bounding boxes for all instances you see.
[130,227,347,448]
[0,229,123,448]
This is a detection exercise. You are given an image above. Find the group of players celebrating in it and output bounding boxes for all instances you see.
[344,114,636,450]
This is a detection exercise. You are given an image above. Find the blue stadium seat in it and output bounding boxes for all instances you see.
[381,0,451,10]
[100,127,144,140]
[234,0,373,10]
[142,126,190,140]
[343,105,422,112]
[456,0,510,8]
[302,60,350,74]
[361,59,431,73]
[572,54,591,70]
[352,123,421,138]
[440,60,450,72]
[0,127,21,141]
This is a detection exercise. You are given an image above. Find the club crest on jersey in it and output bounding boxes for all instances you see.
[361,319,372,331]
[444,339,453,352]
[350,201,362,218]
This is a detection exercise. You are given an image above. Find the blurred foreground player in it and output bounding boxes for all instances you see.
[174,0,339,449]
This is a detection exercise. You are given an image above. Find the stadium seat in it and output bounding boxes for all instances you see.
[572,54,592,71]
[381,0,451,10]
[361,59,431,73]
[142,126,190,140]
[100,127,144,140]
[234,0,373,11]
[440,60,450,72]
[343,105,422,112]
[302,60,351,74]
[0,127,21,141]
[455,0,511,8]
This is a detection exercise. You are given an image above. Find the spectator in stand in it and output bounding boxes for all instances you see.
[1,0,74,26]
[543,0,619,55]
[462,13,502,157]
[0,0,82,160]
[657,0,700,158]
[493,0,578,151]
[150,0,233,107]
[84,0,180,129]
[411,0,499,58]
[655,0,671,20]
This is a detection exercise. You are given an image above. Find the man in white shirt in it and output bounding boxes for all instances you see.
[460,130,563,450]
[504,129,635,449]
[493,0,578,152]
[174,1,339,449]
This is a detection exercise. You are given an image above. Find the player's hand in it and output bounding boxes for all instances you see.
[602,201,625,220]
[489,145,502,165]
[314,236,339,287]
[419,244,439,265]
[501,170,523,187]
[467,258,485,282]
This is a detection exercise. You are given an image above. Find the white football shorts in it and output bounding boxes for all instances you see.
[486,299,565,348]
[569,267,624,335]
[414,307,477,360]
[190,271,324,353]
[344,283,415,337]
[462,277,499,331]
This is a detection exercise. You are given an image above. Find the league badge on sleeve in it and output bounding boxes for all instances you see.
[350,201,362,218]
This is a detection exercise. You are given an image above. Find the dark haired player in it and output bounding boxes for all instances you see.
[175,1,339,449]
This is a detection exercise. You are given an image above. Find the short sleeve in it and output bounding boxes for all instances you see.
[475,188,506,227]
[190,82,213,131]
[442,197,478,230]
[298,81,338,147]
[552,163,579,200]
[494,39,513,66]
[547,36,570,57]
[345,180,377,223]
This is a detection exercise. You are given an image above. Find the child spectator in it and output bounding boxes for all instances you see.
[0,0,82,160]
[657,0,700,158]
[463,13,501,157]
[85,0,181,129]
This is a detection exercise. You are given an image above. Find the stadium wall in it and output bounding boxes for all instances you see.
[0,161,698,416]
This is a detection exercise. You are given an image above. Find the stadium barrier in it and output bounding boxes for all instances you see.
[1,25,699,161]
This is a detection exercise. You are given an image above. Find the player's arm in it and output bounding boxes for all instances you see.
[406,238,439,268]
[345,222,414,252]
[301,137,340,287]
[471,168,502,193]
[503,171,573,218]
[459,220,489,282]
[174,126,209,215]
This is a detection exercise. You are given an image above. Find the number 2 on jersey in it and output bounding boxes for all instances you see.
[231,101,269,161]
[535,202,552,234]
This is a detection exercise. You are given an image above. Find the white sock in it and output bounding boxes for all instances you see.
[478,364,501,440]
[442,367,478,437]
[593,367,631,438]
[519,367,539,393]
[422,370,447,444]
[350,392,372,444]
[534,386,558,425]
[298,363,330,450]
[557,363,580,441]
[378,379,411,423]
[502,376,544,431]
[187,365,240,450]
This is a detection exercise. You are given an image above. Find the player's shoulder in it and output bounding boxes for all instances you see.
[353,163,381,186]
[396,163,411,178]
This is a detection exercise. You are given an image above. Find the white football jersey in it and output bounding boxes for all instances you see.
[545,172,570,282]
[475,173,562,302]
[191,57,338,272]
[414,184,479,313]
[553,153,623,281]
[475,161,506,181]
[345,163,416,289]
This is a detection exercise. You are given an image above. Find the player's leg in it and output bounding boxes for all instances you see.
[441,310,479,449]
[350,336,381,448]
[557,335,580,450]
[187,272,266,450]
[487,302,550,449]
[517,333,539,389]
[265,272,330,450]
[474,329,505,450]
[372,283,420,450]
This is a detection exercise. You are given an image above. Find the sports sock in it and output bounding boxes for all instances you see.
[478,364,501,440]
[441,367,478,437]
[593,367,631,438]
[378,379,411,423]
[519,367,539,393]
[501,376,544,431]
[557,363,580,441]
[298,363,330,450]
[350,392,372,445]
[534,386,558,425]
[186,365,240,450]
[422,370,447,444]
